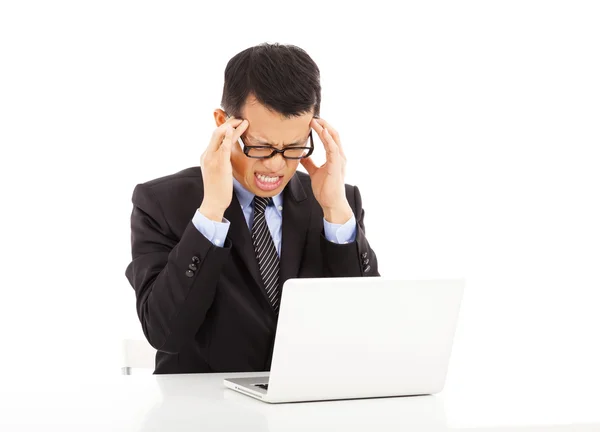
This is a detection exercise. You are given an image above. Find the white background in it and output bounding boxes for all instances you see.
[1,0,599,422]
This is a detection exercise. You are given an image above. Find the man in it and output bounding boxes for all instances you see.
[125,43,379,374]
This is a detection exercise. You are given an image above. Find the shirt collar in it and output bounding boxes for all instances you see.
[232,176,284,215]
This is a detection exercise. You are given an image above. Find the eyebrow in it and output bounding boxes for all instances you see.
[246,134,309,147]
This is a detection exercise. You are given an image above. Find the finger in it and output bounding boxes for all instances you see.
[208,118,244,152]
[220,124,235,154]
[222,118,250,153]
[315,119,346,179]
[312,119,339,157]
[315,118,339,142]
[225,115,244,125]
[323,128,344,175]
[311,118,324,134]
[311,118,330,152]
[315,118,345,159]
[232,119,249,144]
[300,156,319,176]
[322,127,341,159]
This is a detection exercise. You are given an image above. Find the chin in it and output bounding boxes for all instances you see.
[253,187,283,198]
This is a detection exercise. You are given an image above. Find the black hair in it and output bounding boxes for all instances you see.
[221,43,321,118]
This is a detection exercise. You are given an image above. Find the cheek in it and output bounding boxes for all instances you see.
[231,152,256,178]
[286,160,301,173]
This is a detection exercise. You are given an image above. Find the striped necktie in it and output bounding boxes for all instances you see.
[252,196,281,313]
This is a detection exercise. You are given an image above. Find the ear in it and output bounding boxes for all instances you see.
[213,109,228,127]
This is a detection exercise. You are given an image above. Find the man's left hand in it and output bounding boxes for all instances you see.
[301,118,353,224]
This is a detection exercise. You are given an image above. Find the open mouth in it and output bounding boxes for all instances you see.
[254,172,284,191]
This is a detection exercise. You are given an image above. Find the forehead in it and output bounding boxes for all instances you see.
[241,97,313,144]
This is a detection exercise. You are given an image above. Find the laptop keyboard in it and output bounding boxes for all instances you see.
[254,384,269,390]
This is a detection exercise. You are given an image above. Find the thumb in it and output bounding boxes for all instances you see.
[300,157,318,176]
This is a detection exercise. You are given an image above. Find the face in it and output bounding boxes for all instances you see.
[214,96,313,197]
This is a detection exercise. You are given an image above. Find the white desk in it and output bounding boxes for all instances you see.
[3,372,599,431]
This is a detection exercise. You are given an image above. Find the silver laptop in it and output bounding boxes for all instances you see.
[224,277,464,403]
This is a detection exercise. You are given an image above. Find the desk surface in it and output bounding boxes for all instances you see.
[3,372,600,431]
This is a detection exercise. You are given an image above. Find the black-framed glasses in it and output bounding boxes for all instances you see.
[239,130,315,160]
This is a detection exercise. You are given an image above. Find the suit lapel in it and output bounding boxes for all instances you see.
[280,173,311,286]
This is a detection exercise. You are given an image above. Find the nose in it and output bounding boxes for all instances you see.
[262,153,286,172]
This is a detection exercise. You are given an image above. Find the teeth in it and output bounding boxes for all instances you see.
[257,174,279,183]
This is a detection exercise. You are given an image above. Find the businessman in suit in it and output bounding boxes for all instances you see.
[126,43,379,374]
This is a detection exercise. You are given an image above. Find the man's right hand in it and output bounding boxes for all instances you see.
[199,117,249,222]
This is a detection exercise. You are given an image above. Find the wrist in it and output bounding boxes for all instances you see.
[323,203,353,224]
[199,203,225,222]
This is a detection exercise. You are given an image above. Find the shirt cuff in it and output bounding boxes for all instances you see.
[192,210,231,247]
[323,215,357,244]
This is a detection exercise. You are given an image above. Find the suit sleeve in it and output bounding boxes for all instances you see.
[125,184,231,354]
[320,185,380,277]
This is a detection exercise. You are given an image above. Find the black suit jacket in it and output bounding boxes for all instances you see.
[125,166,379,374]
